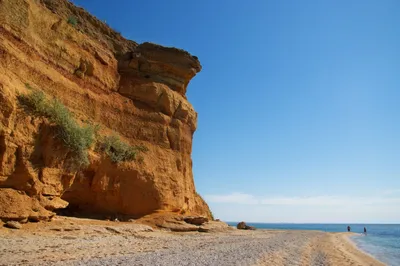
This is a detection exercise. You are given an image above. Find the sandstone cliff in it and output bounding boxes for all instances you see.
[0,0,211,222]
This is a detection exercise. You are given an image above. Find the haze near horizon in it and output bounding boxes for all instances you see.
[71,0,400,223]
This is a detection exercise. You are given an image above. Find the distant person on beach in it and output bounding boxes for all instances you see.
[364,227,367,235]
[347,226,351,232]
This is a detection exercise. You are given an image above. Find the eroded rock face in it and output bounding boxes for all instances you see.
[0,188,54,222]
[0,0,211,221]
[121,42,201,96]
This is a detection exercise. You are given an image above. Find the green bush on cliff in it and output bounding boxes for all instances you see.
[99,135,147,163]
[18,90,97,168]
[20,89,47,115]
[19,88,147,166]
[67,16,78,27]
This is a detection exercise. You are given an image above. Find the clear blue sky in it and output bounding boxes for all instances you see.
[71,0,400,223]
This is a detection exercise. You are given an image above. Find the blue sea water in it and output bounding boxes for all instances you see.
[227,222,400,266]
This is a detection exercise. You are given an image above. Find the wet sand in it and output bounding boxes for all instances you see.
[0,217,384,266]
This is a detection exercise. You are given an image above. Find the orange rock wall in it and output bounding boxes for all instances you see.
[0,0,211,220]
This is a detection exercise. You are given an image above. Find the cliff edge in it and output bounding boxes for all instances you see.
[0,0,211,223]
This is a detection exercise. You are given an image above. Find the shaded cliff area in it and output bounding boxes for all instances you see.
[0,0,211,223]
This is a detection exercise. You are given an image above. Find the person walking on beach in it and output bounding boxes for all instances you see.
[364,227,367,235]
[347,225,351,232]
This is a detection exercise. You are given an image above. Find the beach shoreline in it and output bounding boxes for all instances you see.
[335,233,385,266]
[343,233,387,266]
[254,231,385,266]
[0,217,386,266]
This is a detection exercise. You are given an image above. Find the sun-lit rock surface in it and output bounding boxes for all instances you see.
[0,0,211,222]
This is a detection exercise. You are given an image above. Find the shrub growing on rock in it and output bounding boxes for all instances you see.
[19,89,146,166]
[18,90,97,168]
[99,135,147,163]
[67,16,78,26]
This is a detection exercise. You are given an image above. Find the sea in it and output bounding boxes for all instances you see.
[227,223,400,266]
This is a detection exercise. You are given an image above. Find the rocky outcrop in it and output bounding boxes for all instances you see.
[198,221,232,233]
[137,212,230,233]
[4,221,22,229]
[0,0,211,222]
[158,220,231,233]
[237,222,256,230]
[184,216,209,226]
[0,189,54,222]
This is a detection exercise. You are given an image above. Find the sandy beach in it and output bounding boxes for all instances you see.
[0,217,384,266]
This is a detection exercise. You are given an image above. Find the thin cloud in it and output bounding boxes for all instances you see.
[205,193,400,206]
[382,189,400,195]
[261,196,400,206]
[204,193,259,205]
